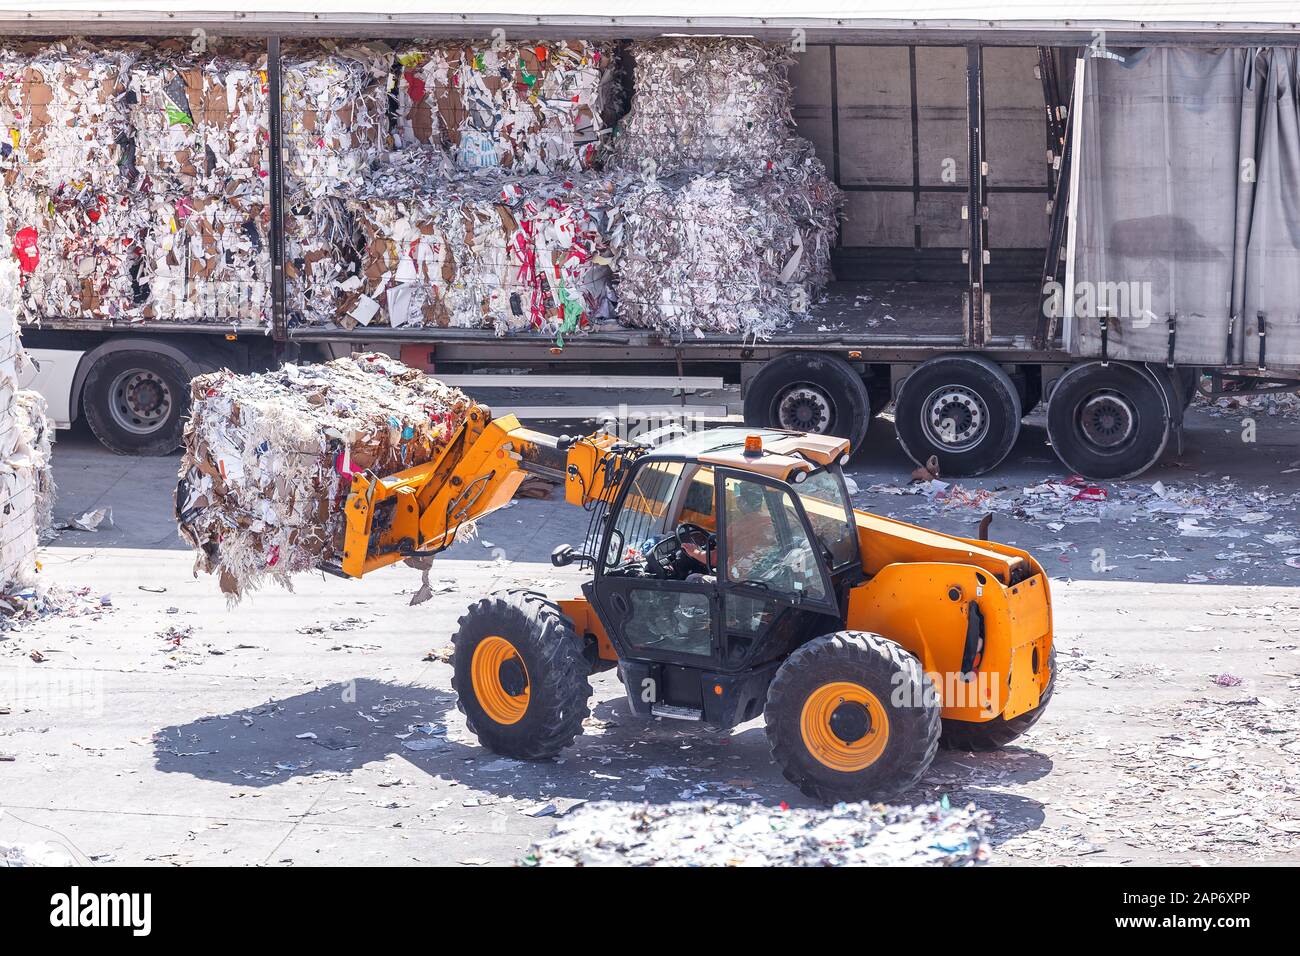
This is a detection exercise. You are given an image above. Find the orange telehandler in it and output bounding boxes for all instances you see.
[334,404,1053,802]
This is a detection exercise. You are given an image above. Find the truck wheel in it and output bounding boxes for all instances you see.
[1046,361,1169,479]
[765,632,940,803]
[743,352,871,454]
[451,591,591,760]
[82,350,190,456]
[894,354,1022,477]
[940,646,1055,751]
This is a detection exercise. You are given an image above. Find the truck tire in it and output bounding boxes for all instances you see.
[893,354,1022,477]
[1046,361,1169,479]
[82,349,191,456]
[940,646,1055,751]
[451,591,592,760]
[765,632,940,803]
[743,352,871,455]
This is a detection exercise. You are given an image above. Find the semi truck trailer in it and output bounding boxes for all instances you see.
[5,2,1299,479]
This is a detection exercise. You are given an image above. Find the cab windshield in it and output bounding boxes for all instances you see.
[795,468,859,569]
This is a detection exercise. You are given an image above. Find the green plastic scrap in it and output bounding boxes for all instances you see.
[165,105,194,127]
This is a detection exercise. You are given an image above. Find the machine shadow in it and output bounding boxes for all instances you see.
[152,677,1049,844]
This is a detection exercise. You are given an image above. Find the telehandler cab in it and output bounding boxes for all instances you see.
[337,405,1054,801]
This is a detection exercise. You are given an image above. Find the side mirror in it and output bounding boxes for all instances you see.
[551,544,594,568]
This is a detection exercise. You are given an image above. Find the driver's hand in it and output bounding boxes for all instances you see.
[682,541,715,570]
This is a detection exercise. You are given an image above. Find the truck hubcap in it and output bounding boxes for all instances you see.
[109,369,172,435]
[471,636,530,725]
[922,385,988,451]
[800,681,890,772]
[776,385,833,433]
[1079,391,1136,449]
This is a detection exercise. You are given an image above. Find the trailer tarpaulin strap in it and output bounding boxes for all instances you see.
[1073,46,1300,369]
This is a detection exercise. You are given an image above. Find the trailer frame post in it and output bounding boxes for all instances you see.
[267,35,288,345]
[965,44,988,347]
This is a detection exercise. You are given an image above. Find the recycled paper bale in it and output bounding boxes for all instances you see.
[609,37,796,175]
[23,40,139,191]
[285,195,362,325]
[395,39,615,173]
[282,42,392,199]
[141,194,270,324]
[15,184,145,322]
[128,46,269,198]
[610,156,839,338]
[1,261,54,593]
[175,352,472,600]
[343,156,614,336]
[0,44,44,175]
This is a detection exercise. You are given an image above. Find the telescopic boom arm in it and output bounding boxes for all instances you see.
[337,403,626,578]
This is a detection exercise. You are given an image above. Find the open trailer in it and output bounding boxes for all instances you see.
[5,2,1300,479]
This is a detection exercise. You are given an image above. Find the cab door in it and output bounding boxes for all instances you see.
[715,469,840,667]
[590,458,721,665]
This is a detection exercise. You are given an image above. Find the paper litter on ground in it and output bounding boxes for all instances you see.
[175,352,471,601]
[525,799,991,867]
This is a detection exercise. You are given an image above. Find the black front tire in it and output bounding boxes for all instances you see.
[743,352,871,454]
[451,591,591,760]
[765,632,940,803]
[894,354,1022,477]
[940,646,1056,751]
[82,350,190,456]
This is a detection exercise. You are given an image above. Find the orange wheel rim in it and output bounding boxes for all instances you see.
[799,681,889,772]
[471,636,530,725]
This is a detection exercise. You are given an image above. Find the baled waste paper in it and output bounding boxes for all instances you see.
[281,41,392,200]
[609,36,798,174]
[127,44,269,199]
[609,152,839,338]
[524,799,992,867]
[605,38,841,338]
[175,352,471,601]
[0,260,54,595]
[394,39,615,173]
[340,152,615,335]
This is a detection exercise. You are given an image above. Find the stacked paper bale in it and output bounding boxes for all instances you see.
[0,41,147,322]
[394,39,615,173]
[175,352,471,600]
[340,149,615,336]
[140,194,270,324]
[129,43,272,327]
[1,261,54,595]
[282,42,392,199]
[280,42,393,324]
[607,37,841,338]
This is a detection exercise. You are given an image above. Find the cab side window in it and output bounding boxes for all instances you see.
[604,460,685,569]
[721,476,827,602]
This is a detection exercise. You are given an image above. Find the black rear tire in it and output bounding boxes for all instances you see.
[894,354,1022,477]
[940,646,1056,751]
[765,632,940,803]
[451,591,591,760]
[1046,361,1169,479]
[743,352,871,455]
[82,349,190,456]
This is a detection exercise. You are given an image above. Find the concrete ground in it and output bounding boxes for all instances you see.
[2,401,1299,866]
